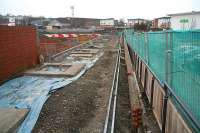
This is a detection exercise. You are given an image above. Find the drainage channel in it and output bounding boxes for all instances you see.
[103,46,121,133]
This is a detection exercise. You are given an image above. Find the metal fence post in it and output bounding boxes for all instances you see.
[165,32,172,86]
[169,32,173,86]
[144,32,148,64]
[146,32,149,65]
[165,32,168,83]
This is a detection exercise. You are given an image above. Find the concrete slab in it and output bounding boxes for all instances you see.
[44,63,72,66]
[70,54,93,58]
[24,64,85,77]
[70,51,94,54]
[70,49,99,54]
[88,45,104,49]
[81,49,99,53]
[65,64,85,76]
[0,108,29,133]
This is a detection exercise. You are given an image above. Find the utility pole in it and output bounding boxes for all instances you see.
[70,6,75,28]
[70,6,74,17]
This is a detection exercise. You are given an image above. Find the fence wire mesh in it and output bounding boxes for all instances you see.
[124,29,200,132]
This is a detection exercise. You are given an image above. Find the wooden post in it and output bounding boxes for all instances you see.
[144,67,148,93]
[150,76,155,107]
[161,84,169,133]
[136,58,139,77]
[139,61,142,81]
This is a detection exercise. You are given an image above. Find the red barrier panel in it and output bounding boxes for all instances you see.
[0,26,39,83]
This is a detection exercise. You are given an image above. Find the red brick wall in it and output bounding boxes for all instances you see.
[0,26,39,83]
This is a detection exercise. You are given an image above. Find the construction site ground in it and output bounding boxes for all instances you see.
[33,36,118,133]
[32,35,160,133]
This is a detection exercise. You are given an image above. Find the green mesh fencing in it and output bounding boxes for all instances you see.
[124,29,200,132]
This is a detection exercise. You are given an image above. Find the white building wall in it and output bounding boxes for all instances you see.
[127,19,147,27]
[171,14,200,30]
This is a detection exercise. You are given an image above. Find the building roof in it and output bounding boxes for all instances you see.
[127,18,149,21]
[155,16,171,19]
[64,17,101,20]
[168,11,200,16]
[0,18,9,24]
[48,20,63,26]
[100,18,115,20]
[56,18,71,23]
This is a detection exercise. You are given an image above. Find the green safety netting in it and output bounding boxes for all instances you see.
[124,29,200,132]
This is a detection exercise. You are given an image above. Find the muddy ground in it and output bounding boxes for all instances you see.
[33,40,117,133]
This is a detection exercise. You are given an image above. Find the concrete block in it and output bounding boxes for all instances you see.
[24,63,85,77]
[65,64,85,76]
[70,49,99,54]
[70,53,93,58]
[0,108,29,133]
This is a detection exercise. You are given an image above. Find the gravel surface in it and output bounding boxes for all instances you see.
[33,38,118,133]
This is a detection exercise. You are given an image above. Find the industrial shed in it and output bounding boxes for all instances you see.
[169,11,200,30]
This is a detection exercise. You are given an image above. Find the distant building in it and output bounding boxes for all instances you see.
[0,15,42,26]
[151,17,171,30]
[0,17,9,26]
[100,18,115,28]
[0,16,17,26]
[31,19,47,29]
[168,11,200,30]
[83,18,100,29]
[65,17,100,28]
[127,18,149,27]
[47,20,62,29]
[47,19,70,29]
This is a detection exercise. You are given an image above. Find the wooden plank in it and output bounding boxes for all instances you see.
[152,79,165,129]
[165,100,192,133]
[146,69,153,102]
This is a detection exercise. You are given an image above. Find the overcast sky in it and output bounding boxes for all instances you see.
[0,0,199,20]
